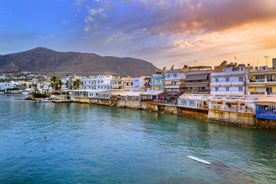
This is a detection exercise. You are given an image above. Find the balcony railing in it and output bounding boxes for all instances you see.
[151,75,164,79]
[256,110,276,120]
[150,82,164,86]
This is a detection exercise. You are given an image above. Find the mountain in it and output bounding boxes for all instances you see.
[0,47,159,76]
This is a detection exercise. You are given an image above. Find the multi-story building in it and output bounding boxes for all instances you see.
[150,72,165,91]
[141,72,164,101]
[81,75,121,90]
[0,81,17,90]
[133,76,149,91]
[164,65,186,96]
[121,77,133,91]
[210,63,247,95]
[247,66,276,95]
[183,66,212,94]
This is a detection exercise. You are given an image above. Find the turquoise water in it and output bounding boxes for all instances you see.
[0,95,275,184]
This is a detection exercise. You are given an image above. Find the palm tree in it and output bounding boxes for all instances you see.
[73,79,81,89]
[50,76,60,90]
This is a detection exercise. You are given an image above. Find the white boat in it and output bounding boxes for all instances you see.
[187,156,211,165]
[36,98,53,103]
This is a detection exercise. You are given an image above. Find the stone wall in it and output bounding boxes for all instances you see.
[208,109,256,127]
[177,107,208,119]
[72,96,275,130]
[74,97,90,103]
[141,102,158,112]
[90,98,110,106]
[117,100,141,109]
[256,119,276,130]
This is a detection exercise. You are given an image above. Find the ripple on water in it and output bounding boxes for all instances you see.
[0,95,275,184]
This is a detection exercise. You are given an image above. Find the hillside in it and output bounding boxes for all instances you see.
[0,47,159,76]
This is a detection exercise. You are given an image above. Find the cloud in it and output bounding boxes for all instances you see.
[81,0,276,41]
[75,0,276,67]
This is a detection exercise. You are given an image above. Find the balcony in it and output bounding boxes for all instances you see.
[150,82,164,86]
[211,81,244,86]
[151,75,164,79]
[256,110,276,120]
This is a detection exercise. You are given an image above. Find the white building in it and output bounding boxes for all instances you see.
[133,77,147,91]
[81,75,121,90]
[0,81,17,90]
[121,77,133,91]
[164,67,186,95]
[210,63,247,95]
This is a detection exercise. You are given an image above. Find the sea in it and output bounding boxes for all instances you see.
[0,95,275,184]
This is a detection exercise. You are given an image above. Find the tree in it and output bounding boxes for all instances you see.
[50,76,62,90]
[73,79,81,89]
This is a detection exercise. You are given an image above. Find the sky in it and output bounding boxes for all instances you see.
[0,0,276,68]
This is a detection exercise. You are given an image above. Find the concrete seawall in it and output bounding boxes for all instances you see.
[71,97,275,130]
[208,109,256,128]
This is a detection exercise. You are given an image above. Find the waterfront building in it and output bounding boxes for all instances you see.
[178,94,210,110]
[81,75,121,90]
[142,71,165,101]
[208,95,258,126]
[255,96,276,121]
[255,96,276,129]
[208,95,256,113]
[140,90,164,101]
[164,65,186,97]
[110,77,122,90]
[150,72,165,91]
[247,65,276,95]
[210,62,247,95]
[133,76,148,91]
[0,81,17,90]
[183,66,212,94]
[116,91,141,109]
[121,77,133,91]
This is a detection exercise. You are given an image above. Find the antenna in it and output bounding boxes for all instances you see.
[264,56,270,66]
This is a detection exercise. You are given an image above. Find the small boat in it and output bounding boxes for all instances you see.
[36,98,53,103]
[187,156,211,165]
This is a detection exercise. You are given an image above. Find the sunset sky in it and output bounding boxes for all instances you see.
[1,0,276,68]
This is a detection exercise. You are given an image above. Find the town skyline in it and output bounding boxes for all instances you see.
[1,0,276,68]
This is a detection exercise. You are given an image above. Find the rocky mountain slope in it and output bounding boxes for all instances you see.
[0,47,159,76]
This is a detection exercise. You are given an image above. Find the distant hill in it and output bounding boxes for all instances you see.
[0,47,159,76]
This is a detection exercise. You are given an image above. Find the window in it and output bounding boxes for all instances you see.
[267,75,272,81]
[226,87,229,91]
[239,87,243,91]
[267,87,272,95]
[226,77,229,82]
[215,87,218,91]
[239,77,243,82]
[215,78,219,82]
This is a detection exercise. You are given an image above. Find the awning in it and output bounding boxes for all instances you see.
[141,91,164,96]
[96,90,111,94]
[185,83,209,87]
[110,90,127,96]
[256,96,276,105]
[179,94,211,100]
[120,91,141,97]
[185,74,208,81]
